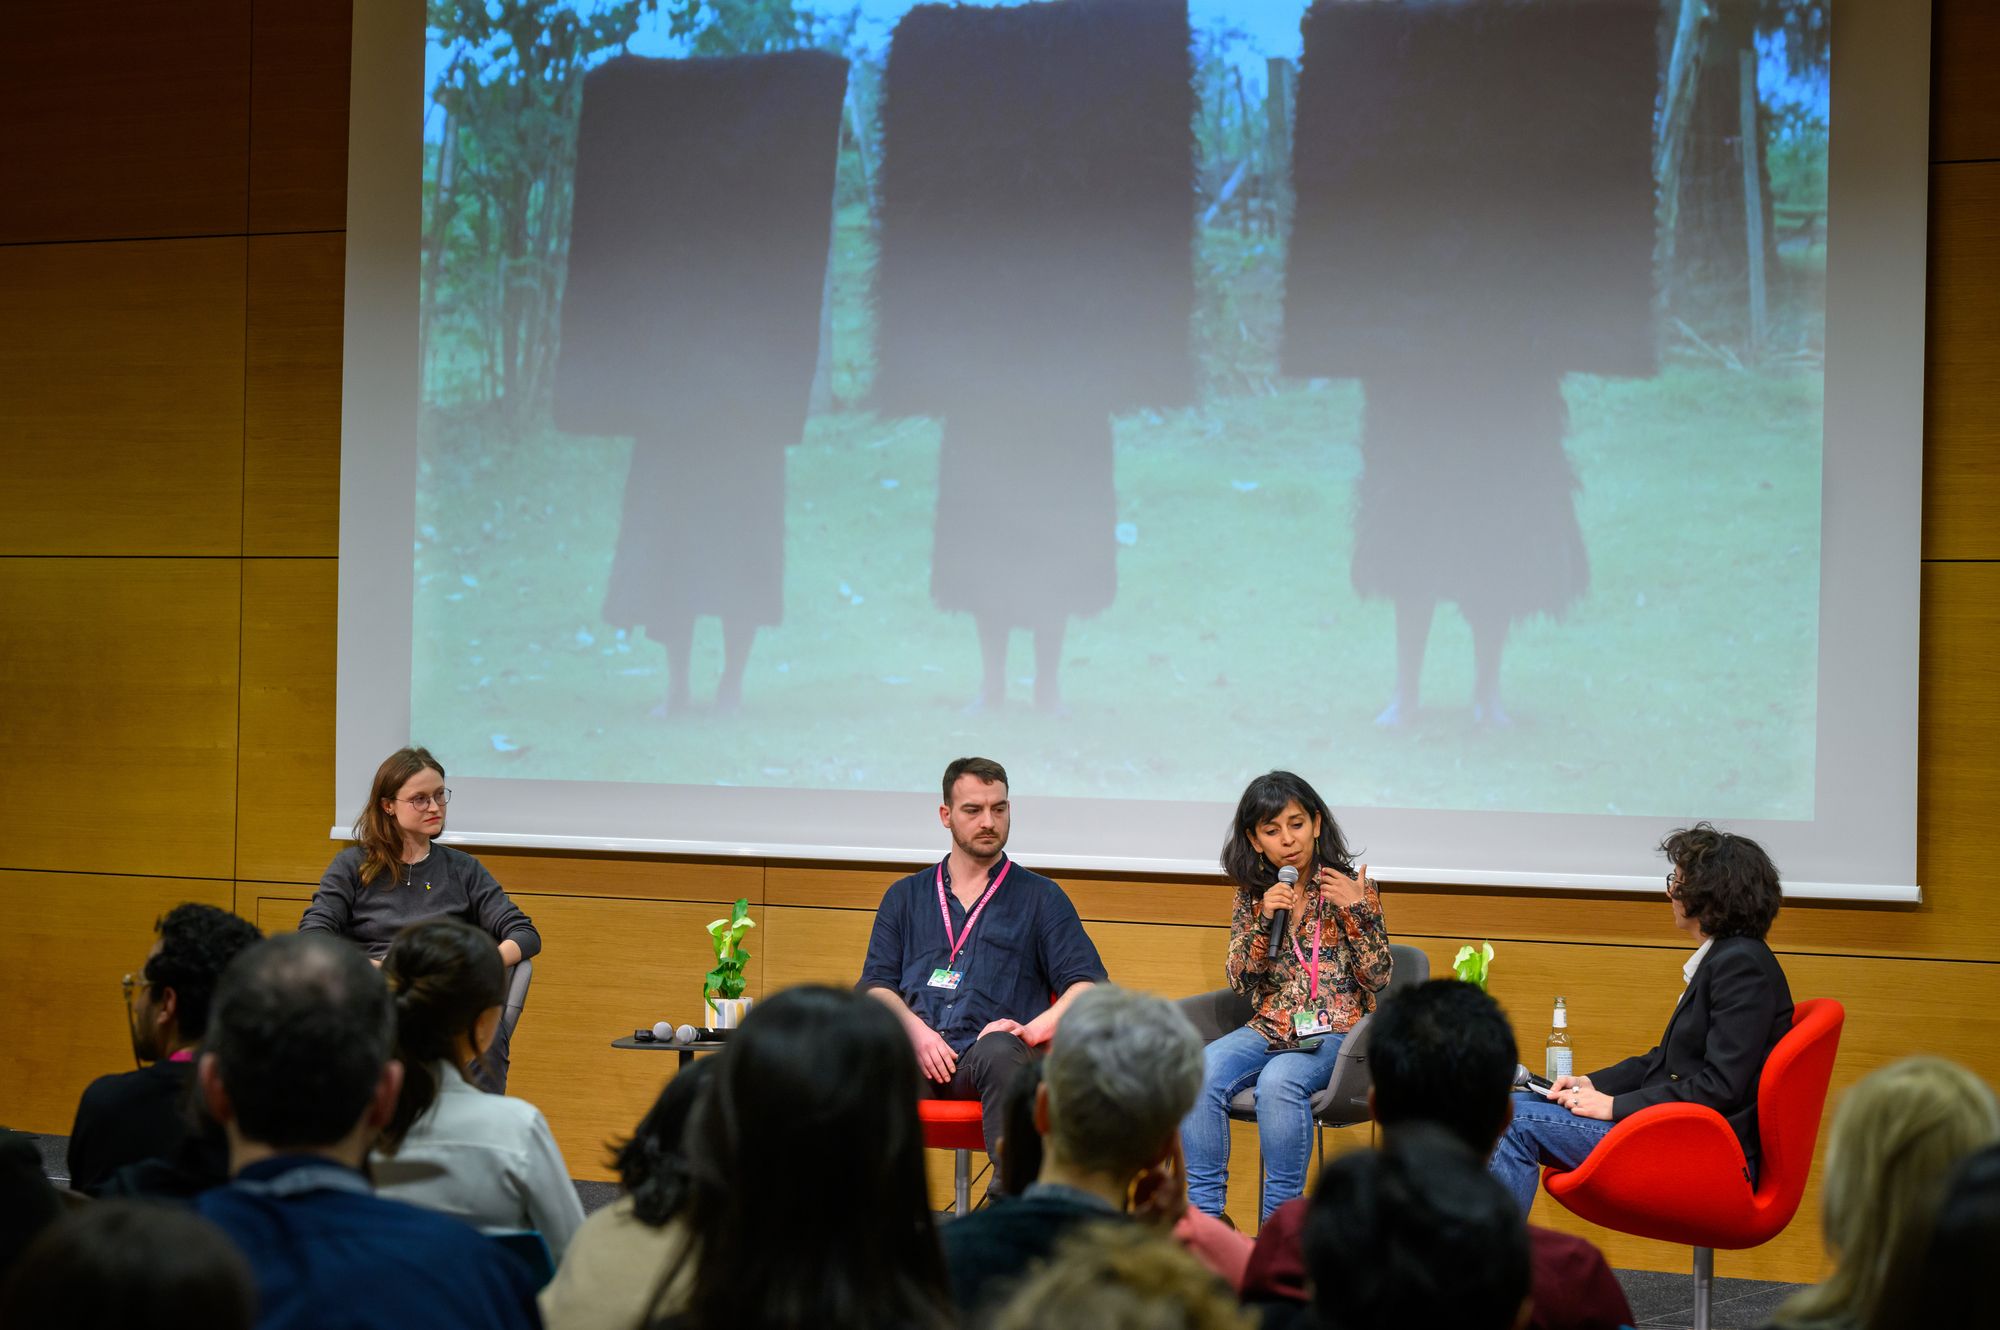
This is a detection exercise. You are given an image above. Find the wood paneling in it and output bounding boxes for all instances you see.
[242,889,313,936]
[0,239,247,557]
[249,0,352,233]
[237,560,339,883]
[1933,0,2000,164]
[0,560,241,879]
[1924,163,2000,561]
[0,872,235,1135]
[0,2,251,244]
[244,235,345,556]
[480,851,765,905]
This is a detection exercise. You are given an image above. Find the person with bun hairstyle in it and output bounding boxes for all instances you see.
[370,919,584,1259]
[302,747,540,1086]
[1182,771,1392,1222]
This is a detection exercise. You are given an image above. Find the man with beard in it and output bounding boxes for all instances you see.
[861,757,1107,1172]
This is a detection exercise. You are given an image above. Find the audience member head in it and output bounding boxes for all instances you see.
[612,1058,717,1227]
[198,933,401,1166]
[1903,1143,2000,1330]
[990,1223,1257,1330]
[1776,1057,2000,1330]
[1040,985,1203,1194]
[1305,1125,1531,1330]
[656,985,949,1330]
[0,1131,63,1287]
[379,918,506,1149]
[1659,822,1782,940]
[0,1200,255,1330]
[1369,978,1519,1157]
[130,904,263,1061]
[354,745,448,885]
[1222,770,1355,891]
[996,1058,1045,1197]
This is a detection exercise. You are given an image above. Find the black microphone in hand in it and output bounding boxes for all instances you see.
[1270,865,1299,952]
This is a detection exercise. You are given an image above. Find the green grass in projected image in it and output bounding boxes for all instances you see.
[414,217,1822,820]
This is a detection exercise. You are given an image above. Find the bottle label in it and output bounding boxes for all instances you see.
[1546,1047,1574,1080]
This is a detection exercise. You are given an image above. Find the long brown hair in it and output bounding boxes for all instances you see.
[353,747,445,887]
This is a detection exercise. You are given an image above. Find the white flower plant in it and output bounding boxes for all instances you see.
[705,898,757,1004]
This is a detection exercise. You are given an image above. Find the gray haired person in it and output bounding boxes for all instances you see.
[939,986,1205,1322]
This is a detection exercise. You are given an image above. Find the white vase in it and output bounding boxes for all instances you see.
[705,995,753,1030]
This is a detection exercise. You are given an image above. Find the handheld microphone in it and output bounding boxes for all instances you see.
[1270,865,1299,952]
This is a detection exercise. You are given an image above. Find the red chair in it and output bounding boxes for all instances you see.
[917,1099,986,1216]
[1543,997,1845,1330]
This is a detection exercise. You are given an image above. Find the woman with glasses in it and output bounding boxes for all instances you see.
[1488,823,1793,1215]
[301,745,541,985]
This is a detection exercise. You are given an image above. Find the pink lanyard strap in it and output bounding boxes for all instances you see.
[1289,896,1322,1002]
[937,857,1013,965]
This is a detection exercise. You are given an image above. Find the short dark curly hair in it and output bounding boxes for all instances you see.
[144,904,263,1040]
[1661,823,1782,940]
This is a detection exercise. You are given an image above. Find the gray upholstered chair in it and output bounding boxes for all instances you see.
[474,958,534,1093]
[1177,942,1431,1213]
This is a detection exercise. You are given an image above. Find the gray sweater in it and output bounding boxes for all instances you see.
[300,845,542,961]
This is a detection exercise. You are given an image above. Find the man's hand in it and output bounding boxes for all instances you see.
[978,1018,1027,1042]
[908,1020,959,1084]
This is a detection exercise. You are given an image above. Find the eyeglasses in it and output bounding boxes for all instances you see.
[398,789,452,811]
[1664,873,1683,897]
[121,973,143,1070]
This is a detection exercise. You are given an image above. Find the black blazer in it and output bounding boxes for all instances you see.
[1588,934,1794,1173]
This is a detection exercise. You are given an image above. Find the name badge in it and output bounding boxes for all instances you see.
[928,967,963,990]
[1293,1008,1333,1038]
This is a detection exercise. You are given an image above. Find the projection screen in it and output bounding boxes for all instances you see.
[339,0,1929,900]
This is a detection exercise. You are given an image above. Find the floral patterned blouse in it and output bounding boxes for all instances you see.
[1226,871,1394,1048]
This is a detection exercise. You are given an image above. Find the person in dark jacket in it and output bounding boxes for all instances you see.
[68,903,261,1195]
[1490,823,1794,1213]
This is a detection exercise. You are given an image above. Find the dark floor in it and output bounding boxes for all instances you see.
[22,1129,1801,1327]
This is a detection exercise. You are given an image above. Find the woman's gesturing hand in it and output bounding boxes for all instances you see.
[1319,864,1370,909]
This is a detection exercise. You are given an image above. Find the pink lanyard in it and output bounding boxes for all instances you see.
[937,857,1013,965]
[1290,896,1322,1002]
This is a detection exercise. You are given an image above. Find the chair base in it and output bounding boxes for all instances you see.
[1692,1246,1714,1330]
[954,1147,972,1216]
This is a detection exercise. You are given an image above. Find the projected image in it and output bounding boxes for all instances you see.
[415,0,1830,820]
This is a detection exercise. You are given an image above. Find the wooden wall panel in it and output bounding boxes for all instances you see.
[0,872,235,1135]
[237,559,339,883]
[481,852,765,905]
[1933,0,2000,164]
[0,239,248,557]
[244,235,345,556]
[0,2,251,244]
[249,0,353,233]
[0,560,241,880]
[1923,163,2000,562]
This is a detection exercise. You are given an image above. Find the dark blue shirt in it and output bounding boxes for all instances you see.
[859,854,1107,1053]
[196,1155,541,1330]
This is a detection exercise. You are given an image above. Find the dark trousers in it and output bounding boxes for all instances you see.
[928,1031,1034,1175]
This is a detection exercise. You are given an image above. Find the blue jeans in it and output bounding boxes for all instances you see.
[1182,1024,1346,1221]
[1490,1089,1616,1215]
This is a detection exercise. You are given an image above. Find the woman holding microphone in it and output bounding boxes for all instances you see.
[1182,771,1393,1222]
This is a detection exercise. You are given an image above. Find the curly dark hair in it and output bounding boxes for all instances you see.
[1661,823,1782,940]
[1220,770,1355,894]
[610,1058,717,1227]
[144,905,263,1041]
